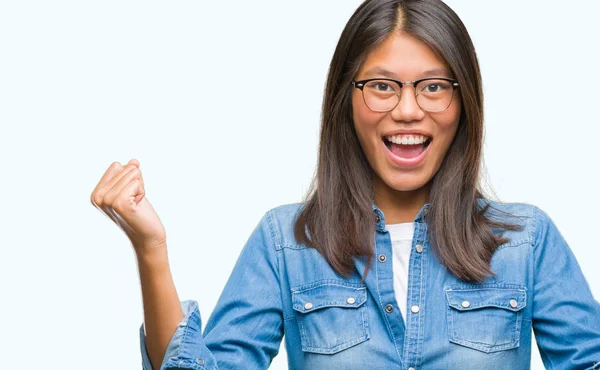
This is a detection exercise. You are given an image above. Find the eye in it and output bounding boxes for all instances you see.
[419,80,452,95]
[366,81,394,92]
[425,84,441,92]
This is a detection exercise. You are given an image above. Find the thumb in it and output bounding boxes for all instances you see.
[127,158,140,168]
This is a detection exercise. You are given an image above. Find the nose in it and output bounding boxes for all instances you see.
[389,84,426,122]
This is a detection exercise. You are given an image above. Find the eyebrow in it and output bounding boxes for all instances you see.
[362,66,451,79]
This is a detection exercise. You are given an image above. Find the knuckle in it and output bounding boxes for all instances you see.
[110,161,123,170]
[113,199,126,213]
[92,193,103,207]
[102,192,115,206]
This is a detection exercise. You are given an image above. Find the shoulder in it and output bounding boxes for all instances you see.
[476,198,551,248]
[259,202,305,250]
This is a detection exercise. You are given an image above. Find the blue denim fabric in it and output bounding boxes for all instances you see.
[139,199,600,369]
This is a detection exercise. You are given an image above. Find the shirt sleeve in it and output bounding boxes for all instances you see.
[531,206,600,370]
[139,210,285,369]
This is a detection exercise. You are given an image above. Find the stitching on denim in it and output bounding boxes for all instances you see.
[449,329,518,350]
[447,308,521,350]
[445,287,527,311]
[375,232,403,361]
[361,299,370,340]
[445,282,524,351]
[449,303,525,311]
[530,204,540,244]
[403,228,420,364]
[172,306,196,366]
[297,305,369,354]
[415,226,427,368]
[279,242,308,250]
[297,315,309,348]
[446,284,527,291]
[265,208,286,344]
[447,303,456,344]
[300,333,369,354]
[457,336,517,349]
[291,288,367,313]
[266,209,282,250]
[293,283,366,293]
[290,279,366,292]
[452,323,518,346]
[495,239,532,251]
[291,299,367,312]
[513,311,522,345]
[449,337,518,353]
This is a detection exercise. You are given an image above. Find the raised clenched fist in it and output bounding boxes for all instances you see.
[91,159,167,255]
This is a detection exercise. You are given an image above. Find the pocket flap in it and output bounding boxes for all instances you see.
[445,287,526,312]
[292,282,367,313]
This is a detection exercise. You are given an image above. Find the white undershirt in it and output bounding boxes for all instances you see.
[385,222,414,325]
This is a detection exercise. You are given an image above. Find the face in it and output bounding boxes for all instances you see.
[352,32,462,202]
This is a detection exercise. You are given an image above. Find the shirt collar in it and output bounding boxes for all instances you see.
[371,202,431,231]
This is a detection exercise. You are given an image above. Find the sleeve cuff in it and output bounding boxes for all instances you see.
[139,300,217,370]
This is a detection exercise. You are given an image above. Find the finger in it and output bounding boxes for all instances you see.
[91,162,123,207]
[94,162,123,193]
[113,178,144,216]
[102,167,143,207]
[127,158,140,168]
[93,165,138,207]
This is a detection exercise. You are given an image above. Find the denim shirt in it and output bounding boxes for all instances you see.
[139,199,600,369]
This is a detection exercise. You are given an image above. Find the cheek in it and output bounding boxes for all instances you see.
[447,96,462,128]
[352,92,380,135]
[436,100,462,140]
[352,92,366,126]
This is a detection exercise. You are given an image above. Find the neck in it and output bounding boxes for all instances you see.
[373,176,431,224]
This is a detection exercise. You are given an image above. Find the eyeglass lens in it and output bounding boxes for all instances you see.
[361,79,455,112]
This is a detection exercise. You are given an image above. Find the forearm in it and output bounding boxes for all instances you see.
[136,246,184,370]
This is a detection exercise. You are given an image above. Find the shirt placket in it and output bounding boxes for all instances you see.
[373,220,406,365]
[402,222,428,370]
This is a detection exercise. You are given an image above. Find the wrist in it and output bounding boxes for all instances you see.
[135,243,169,269]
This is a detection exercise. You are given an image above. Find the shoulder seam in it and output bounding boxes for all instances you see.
[265,208,283,251]
[531,205,543,250]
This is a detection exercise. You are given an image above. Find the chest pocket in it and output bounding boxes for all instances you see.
[445,285,526,353]
[291,281,370,354]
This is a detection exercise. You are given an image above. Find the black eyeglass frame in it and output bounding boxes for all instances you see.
[351,77,460,113]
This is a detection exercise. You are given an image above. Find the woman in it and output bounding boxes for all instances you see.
[91,0,600,369]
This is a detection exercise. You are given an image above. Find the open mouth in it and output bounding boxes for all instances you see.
[383,135,432,159]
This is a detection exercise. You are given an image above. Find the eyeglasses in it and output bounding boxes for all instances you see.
[351,77,460,113]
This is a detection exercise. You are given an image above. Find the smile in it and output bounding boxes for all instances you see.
[382,134,432,167]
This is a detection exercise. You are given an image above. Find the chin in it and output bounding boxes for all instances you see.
[379,172,432,192]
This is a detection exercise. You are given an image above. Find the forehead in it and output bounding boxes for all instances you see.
[359,32,451,79]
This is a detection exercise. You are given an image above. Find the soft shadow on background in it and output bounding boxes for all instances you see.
[0,1,598,369]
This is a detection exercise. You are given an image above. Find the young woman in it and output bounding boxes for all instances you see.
[91,0,600,369]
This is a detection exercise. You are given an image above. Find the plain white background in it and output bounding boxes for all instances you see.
[1,1,598,369]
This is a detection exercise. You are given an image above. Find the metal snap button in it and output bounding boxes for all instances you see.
[411,305,420,313]
[375,214,381,223]
[509,299,518,308]
[461,300,470,308]
[385,304,393,313]
[304,302,314,310]
[415,244,423,253]
[196,358,204,365]
[378,254,387,262]
[346,297,356,304]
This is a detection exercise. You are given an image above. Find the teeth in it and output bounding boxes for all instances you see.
[385,134,429,145]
